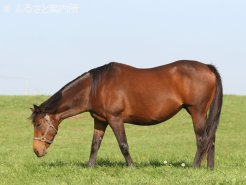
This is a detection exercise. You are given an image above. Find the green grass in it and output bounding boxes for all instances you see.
[0,95,246,185]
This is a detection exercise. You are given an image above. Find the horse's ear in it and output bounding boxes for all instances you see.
[33,104,40,112]
[30,107,34,112]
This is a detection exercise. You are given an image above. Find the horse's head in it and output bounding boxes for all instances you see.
[31,105,58,157]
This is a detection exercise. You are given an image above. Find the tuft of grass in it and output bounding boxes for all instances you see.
[0,95,246,184]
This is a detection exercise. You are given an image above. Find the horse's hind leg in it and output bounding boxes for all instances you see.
[187,108,207,168]
[193,114,207,168]
[207,136,215,169]
[88,119,108,167]
[108,116,133,166]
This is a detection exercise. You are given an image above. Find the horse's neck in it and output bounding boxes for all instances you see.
[56,73,91,121]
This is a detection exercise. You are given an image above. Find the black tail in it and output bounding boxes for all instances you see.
[201,65,223,158]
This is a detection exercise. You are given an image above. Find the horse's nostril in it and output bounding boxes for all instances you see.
[34,148,39,156]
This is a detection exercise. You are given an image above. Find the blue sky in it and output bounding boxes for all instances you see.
[0,0,246,95]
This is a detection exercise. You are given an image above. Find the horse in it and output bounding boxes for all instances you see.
[30,60,222,169]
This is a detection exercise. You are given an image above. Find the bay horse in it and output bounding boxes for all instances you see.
[31,60,222,169]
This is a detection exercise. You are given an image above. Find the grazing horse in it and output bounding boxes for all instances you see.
[31,60,222,169]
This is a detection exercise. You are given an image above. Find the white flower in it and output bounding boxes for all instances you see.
[181,163,185,167]
[163,160,168,165]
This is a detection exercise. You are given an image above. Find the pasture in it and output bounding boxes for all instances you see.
[0,95,245,184]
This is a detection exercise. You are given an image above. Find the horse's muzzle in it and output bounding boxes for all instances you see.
[33,147,47,157]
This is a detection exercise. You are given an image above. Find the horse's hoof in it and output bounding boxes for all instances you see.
[88,163,95,168]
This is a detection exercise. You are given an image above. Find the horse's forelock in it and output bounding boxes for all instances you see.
[30,111,37,125]
[30,105,43,124]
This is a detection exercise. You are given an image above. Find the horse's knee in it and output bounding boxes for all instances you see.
[119,143,129,155]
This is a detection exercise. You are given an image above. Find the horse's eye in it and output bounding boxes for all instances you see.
[36,123,41,128]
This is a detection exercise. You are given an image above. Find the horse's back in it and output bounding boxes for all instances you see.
[111,60,216,102]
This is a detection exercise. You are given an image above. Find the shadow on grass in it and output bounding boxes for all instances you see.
[40,158,192,169]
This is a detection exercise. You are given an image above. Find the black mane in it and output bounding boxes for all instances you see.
[31,72,88,123]
[41,72,88,112]
[89,62,116,96]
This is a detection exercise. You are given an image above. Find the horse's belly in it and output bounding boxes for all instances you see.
[123,101,182,126]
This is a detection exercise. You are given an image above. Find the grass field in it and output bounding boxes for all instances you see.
[0,95,246,185]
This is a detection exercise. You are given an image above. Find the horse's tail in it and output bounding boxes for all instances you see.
[201,65,223,159]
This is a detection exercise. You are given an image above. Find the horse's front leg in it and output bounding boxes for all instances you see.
[108,116,133,166]
[88,119,108,167]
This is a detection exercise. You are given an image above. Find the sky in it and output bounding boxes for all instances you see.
[0,0,246,95]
